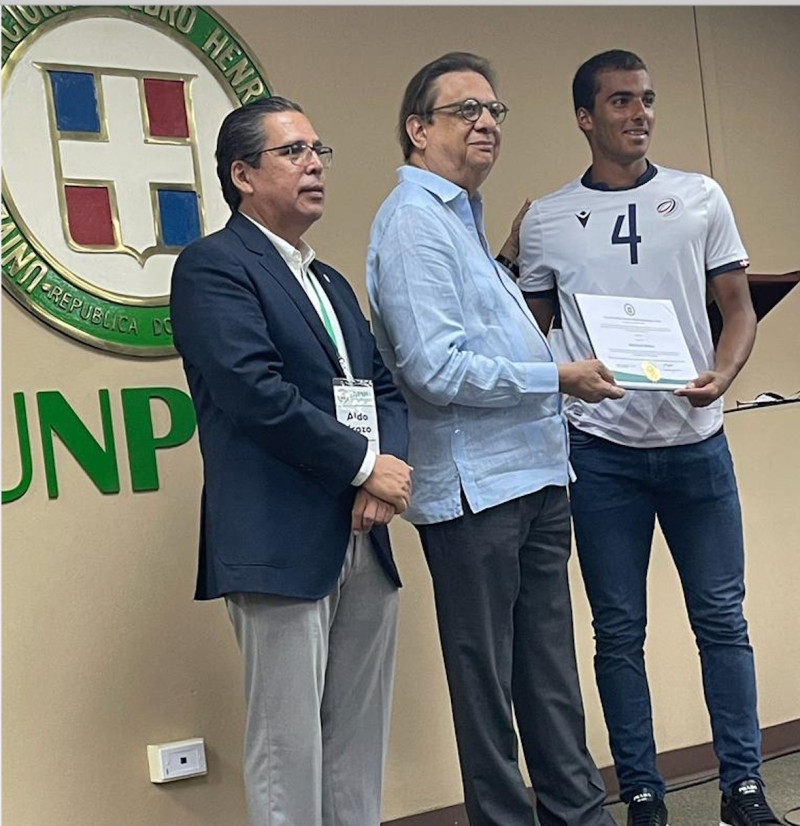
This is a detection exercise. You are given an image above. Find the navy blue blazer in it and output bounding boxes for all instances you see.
[170,211,409,600]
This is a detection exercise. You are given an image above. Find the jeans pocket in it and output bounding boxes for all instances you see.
[568,426,595,448]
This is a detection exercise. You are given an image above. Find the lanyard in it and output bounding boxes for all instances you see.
[306,272,336,342]
[306,270,351,379]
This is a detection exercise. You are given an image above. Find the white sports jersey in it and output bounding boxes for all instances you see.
[519,164,749,447]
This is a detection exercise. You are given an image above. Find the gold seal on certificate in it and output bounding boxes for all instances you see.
[641,361,662,382]
[574,293,698,390]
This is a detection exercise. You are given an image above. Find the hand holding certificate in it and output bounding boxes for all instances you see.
[574,293,698,391]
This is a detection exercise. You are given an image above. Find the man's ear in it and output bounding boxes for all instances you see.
[230,160,255,197]
[405,114,429,152]
[576,107,593,136]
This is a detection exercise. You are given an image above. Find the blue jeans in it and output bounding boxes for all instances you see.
[568,426,761,800]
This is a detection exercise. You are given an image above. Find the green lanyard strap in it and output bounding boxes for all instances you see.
[306,271,350,377]
[306,271,337,345]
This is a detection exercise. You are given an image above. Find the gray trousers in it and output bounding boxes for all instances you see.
[418,487,614,826]
[226,534,399,826]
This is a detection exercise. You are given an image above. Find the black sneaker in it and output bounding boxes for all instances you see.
[627,787,669,826]
[720,778,781,825]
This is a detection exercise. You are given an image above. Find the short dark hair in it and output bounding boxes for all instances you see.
[215,96,304,211]
[572,49,648,113]
[397,52,497,161]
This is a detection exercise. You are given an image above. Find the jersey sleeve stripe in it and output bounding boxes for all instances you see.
[520,287,558,300]
[706,259,750,278]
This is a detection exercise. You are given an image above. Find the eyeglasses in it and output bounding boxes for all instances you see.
[426,98,509,124]
[256,141,333,168]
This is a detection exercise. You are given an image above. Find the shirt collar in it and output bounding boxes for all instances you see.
[397,164,482,208]
[580,159,658,191]
[239,211,316,270]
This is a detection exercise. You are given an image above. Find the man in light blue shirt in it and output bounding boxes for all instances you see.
[367,52,623,826]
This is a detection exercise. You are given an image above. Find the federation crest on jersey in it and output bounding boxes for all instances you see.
[2,5,271,356]
[655,195,683,219]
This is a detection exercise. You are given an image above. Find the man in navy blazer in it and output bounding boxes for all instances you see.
[171,97,411,826]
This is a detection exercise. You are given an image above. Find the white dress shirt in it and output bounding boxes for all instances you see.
[241,212,376,485]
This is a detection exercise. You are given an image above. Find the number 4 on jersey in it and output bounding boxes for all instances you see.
[612,204,641,264]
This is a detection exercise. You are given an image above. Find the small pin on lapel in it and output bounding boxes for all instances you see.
[322,273,330,283]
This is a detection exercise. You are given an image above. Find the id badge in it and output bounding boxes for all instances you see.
[333,379,380,454]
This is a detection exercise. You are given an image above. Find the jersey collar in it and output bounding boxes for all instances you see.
[581,160,658,191]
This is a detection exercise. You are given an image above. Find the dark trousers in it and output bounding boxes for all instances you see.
[418,486,613,826]
[569,427,760,799]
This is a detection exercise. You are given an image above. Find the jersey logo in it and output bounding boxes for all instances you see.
[655,195,683,220]
[575,210,591,228]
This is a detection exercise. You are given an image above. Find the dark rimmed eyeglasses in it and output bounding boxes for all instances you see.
[426,98,509,124]
[256,141,333,168]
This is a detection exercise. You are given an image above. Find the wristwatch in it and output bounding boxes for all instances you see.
[495,253,520,278]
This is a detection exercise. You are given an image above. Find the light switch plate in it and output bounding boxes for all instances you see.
[147,737,207,783]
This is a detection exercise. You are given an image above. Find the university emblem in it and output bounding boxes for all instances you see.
[2,5,270,355]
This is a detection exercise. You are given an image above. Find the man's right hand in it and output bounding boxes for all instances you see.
[351,488,396,533]
[363,454,413,513]
[558,359,626,403]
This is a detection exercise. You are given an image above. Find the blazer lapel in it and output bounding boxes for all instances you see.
[228,213,343,375]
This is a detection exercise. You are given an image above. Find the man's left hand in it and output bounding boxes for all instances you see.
[674,370,732,407]
[351,488,397,533]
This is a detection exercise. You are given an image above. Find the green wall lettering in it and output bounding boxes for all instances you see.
[2,392,34,504]
[3,386,199,503]
[38,389,120,498]
[121,387,197,491]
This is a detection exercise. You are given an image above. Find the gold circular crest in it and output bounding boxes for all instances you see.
[1,5,271,356]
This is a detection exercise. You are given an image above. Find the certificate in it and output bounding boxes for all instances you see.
[574,293,698,390]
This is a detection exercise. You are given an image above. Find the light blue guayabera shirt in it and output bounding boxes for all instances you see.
[367,165,572,525]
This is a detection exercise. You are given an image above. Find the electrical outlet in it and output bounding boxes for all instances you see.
[147,738,207,783]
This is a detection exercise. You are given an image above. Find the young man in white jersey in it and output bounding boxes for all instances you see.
[518,50,780,826]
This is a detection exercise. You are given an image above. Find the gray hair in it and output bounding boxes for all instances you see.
[398,52,496,161]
